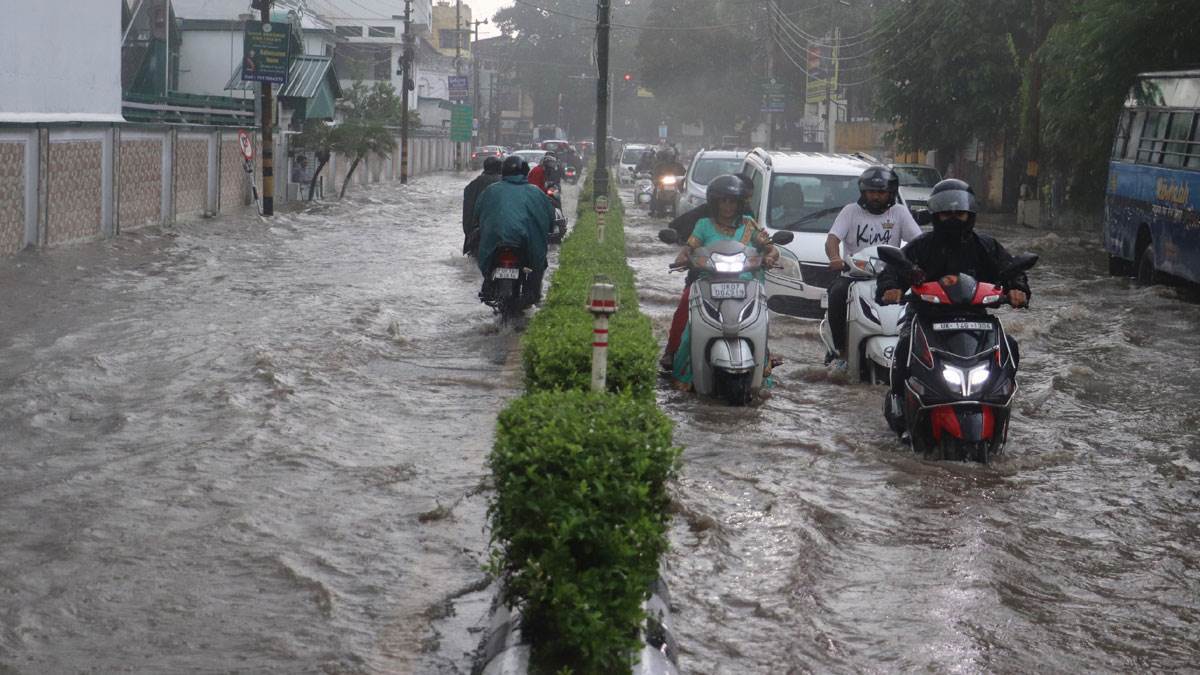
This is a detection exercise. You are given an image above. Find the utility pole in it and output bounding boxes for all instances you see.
[826,26,839,153]
[259,0,274,216]
[400,0,414,184]
[454,0,463,171]
[766,1,775,150]
[593,0,611,200]
[473,18,488,148]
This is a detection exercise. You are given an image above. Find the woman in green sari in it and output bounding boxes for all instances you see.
[671,174,780,388]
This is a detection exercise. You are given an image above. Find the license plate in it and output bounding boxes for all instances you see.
[710,282,746,299]
[932,321,992,331]
[492,267,520,280]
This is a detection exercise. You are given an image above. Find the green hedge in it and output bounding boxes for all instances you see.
[487,390,678,674]
[486,168,678,672]
[521,172,659,399]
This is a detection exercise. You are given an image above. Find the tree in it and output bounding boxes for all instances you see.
[291,119,334,201]
[1040,0,1200,207]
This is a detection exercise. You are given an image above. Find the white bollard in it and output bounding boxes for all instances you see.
[587,277,619,393]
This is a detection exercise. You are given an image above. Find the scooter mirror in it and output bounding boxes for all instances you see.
[1001,253,1039,279]
[658,228,679,244]
[770,231,795,245]
[913,208,933,226]
[876,245,908,267]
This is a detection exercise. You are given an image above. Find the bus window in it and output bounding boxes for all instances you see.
[1112,110,1134,160]
[1136,112,1170,164]
[1162,112,1196,167]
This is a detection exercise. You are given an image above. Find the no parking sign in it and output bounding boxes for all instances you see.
[237,130,255,161]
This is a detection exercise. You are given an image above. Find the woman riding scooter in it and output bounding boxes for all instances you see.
[669,174,780,389]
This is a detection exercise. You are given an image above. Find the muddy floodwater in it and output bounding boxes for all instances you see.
[622,191,1200,673]
[1,172,1197,674]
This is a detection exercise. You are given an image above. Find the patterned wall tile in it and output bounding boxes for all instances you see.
[47,141,102,245]
[175,139,208,216]
[118,139,162,229]
[0,143,25,255]
[221,141,249,209]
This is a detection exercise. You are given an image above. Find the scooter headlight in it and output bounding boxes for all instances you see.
[660,175,677,186]
[941,364,990,396]
[711,252,746,273]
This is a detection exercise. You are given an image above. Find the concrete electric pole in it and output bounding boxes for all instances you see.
[258,0,274,216]
[593,0,611,200]
[473,18,487,147]
[400,0,414,184]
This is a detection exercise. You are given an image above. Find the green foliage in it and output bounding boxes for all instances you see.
[1040,0,1200,206]
[521,185,658,399]
[487,390,678,674]
[342,80,419,128]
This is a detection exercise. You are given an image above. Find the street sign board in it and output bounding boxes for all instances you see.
[448,75,469,101]
[761,78,787,113]
[242,22,291,85]
[594,196,609,214]
[237,130,254,161]
[451,105,473,142]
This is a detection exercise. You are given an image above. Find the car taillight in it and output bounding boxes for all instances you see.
[497,250,519,267]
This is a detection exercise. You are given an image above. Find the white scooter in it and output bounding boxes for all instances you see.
[634,172,654,209]
[818,245,903,384]
[660,228,794,405]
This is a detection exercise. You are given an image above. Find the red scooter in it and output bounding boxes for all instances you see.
[878,246,1038,463]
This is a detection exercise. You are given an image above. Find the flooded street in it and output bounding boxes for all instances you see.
[623,192,1200,672]
[0,174,551,673]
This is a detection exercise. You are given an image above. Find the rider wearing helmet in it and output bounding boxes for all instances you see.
[527,152,560,193]
[877,178,1031,430]
[474,155,555,301]
[664,175,780,383]
[662,174,756,369]
[823,165,923,366]
[462,155,504,255]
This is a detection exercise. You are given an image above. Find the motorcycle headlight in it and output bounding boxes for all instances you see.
[710,252,746,273]
[941,364,990,396]
[661,175,677,186]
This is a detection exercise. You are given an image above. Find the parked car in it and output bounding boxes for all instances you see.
[682,149,749,208]
[890,163,942,214]
[741,148,872,319]
[471,145,507,169]
[618,143,651,185]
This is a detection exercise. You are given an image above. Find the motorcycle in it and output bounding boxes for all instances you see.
[480,244,540,324]
[877,245,1038,463]
[634,172,654,208]
[545,183,568,244]
[659,227,794,406]
[564,165,579,185]
[817,245,903,384]
[650,174,681,218]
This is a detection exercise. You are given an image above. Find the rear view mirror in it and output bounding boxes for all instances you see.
[876,245,925,285]
[913,209,932,226]
[1001,253,1039,279]
[658,228,679,244]
[770,231,794,245]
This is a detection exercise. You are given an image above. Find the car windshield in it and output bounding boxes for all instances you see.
[690,157,745,185]
[514,151,545,163]
[767,173,860,232]
[621,148,648,164]
[894,166,942,187]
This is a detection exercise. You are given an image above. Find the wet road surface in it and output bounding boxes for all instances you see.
[0,175,563,673]
[622,192,1200,673]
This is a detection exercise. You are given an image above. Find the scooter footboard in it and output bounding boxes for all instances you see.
[708,338,757,372]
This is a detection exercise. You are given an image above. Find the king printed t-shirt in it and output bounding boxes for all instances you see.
[828,203,923,256]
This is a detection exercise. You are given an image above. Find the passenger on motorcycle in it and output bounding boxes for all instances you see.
[666,174,780,385]
[876,178,1031,428]
[824,165,923,368]
[462,156,503,255]
[527,153,562,193]
[474,155,556,302]
[662,174,754,369]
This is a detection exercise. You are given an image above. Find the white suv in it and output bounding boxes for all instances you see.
[740,148,872,319]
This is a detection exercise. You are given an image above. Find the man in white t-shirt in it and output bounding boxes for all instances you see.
[823,165,922,364]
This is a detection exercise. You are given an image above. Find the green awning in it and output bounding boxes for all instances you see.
[225,55,342,100]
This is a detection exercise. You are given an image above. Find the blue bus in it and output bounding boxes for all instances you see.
[1105,70,1200,284]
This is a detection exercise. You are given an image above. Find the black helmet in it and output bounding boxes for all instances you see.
[856,165,899,214]
[541,153,558,169]
[706,173,753,208]
[927,178,978,239]
[502,155,529,177]
[482,156,502,174]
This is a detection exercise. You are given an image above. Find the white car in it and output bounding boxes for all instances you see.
[618,143,651,185]
[511,149,547,168]
[682,149,749,208]
[740,148,873,319]
[891,163,943,214]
